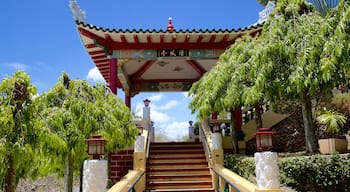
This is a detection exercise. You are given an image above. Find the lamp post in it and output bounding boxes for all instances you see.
[83,135,108,192]
[143,99,151,107]
[85,135,106,159]
[254,128,282,192]
[254,128,276,152]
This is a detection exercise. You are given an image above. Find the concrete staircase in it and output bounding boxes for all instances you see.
[146,142,214,192]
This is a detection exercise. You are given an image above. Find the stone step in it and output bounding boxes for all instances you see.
[147,167,210,175]
[148,156,207,164]
[149,149,205,156]
[147,180,212,190]
[147,174,212,182]
[148,189,215,192]
[147,161,208,169]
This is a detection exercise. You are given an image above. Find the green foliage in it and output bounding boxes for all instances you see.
[190,0,350,153]
[224,154,350,191]
[35,72,138,190]
[223,155,255,183]
[279,154,350,191]
[0,71,48,191]
[316,110,346,134]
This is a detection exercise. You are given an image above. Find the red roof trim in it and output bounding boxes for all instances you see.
[147,35,151,43]
[132,78,198,83]
[221,34,229,43]
[89,50,105,55]
[208,35,216,44]
[196,35,203,43]
[160,35,164,43]
[120,35,127,43]
[133,35,139,43]
[184,35,190,43]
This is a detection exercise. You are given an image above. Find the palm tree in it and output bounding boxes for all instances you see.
[317,110,346,134]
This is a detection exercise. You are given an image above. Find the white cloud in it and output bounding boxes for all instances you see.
[4,62,28,70]
[151,109,173,123]
[148,94,163,102]
[182,92,190,98]
[156,100,178,110]
[157,121,189,140]
[86,67,105,83]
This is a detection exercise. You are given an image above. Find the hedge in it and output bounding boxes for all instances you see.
[224,154,350,192]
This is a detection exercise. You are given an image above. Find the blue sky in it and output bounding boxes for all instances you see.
[0,0,264,140]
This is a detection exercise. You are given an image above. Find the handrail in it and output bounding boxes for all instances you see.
[126,169,146,192]
[199,118,257,192]
[107,169,145,192]
[145,120,152,159]
[211,164,256,192]
[199,120,212,163]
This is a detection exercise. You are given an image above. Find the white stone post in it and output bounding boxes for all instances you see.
[212,132,222,150]
[212,132,223,165]
[188,121,194,142]
[134,135,145,152]
[254,151,282,191]
[83,160,108,192]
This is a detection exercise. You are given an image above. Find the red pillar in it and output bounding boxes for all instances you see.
[211,112,218,120]
[234,107,242,131]
[109,58,117,94]
[125,90,131,108]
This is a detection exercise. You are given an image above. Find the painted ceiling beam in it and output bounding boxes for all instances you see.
[132,60,155,79]
[186,60,206,76]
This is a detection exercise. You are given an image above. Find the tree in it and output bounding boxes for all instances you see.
[36,72,138,192]
[252,0,349,153]
[0,71,63,192]
[191,0,349,153]
[189,35,265,153]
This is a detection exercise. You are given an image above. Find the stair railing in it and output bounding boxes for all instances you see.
[107,118,152,192]
[199,119,257,192]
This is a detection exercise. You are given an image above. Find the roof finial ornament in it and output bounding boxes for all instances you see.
[69,0,86,23]
[167,17,174,32]
[257,1,275,24]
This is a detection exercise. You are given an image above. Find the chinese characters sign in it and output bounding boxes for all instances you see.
[157,49,189,57]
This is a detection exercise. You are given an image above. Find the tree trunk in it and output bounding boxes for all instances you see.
[4,154,16,192]
[230,109,238,154]
[300,91,319,153]
[254,103,263,129]
[79,161,83,192]
[64,152,74,192]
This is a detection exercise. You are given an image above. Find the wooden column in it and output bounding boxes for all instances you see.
[109,58,117,94]
[125,89,131,108]
[234,107,242,131]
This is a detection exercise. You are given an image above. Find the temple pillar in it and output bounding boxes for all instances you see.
[125,89,131,108]
[234,107,242,131]
[109,58,117,94]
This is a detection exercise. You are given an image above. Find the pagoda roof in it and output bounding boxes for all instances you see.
[77,21,263,34]
[76,21,262,95]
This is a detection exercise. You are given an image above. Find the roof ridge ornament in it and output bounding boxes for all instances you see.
[167,17,174,32]
[257,1,275,24]
[69,0,86,23]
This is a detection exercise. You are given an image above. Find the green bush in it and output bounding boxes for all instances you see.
[224,155,255,183]
[224,154,350,192]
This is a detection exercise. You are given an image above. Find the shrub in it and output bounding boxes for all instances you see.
[224,154,350,191]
